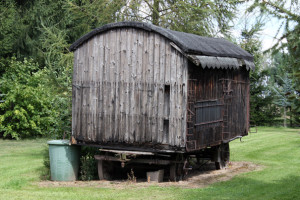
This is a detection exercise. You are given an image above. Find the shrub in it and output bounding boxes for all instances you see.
[0,57,55,139]
[0,56,72,139]
[79,147,98,181]
[41,145,51,180]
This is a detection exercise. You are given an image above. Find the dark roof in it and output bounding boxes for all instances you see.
[70,21,254,62]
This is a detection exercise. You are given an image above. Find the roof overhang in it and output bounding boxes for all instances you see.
[170,42,255,71]
[187,55,255,71]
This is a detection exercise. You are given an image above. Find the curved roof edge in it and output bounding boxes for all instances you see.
[70,21,254,62]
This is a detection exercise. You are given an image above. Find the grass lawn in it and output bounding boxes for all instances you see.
[0,127,299,200]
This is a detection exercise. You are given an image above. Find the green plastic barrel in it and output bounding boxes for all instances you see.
[47,140,80,181]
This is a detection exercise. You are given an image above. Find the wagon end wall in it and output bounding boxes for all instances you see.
[72,28,188,150]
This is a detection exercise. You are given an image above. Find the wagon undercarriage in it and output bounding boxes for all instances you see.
[93,143,230,181]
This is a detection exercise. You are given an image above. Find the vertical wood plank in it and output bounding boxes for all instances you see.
[175,52,182,146]
[88,37,96,141]
[72,49,79,138]
[99,34,105,142]
[181,57,188,147]
[119,29,127,142]
[130,29,138,142]
[124,28,131,142]
[158,38,166,143]
[114,29,121,142]
[102,33,109,142]
[164,39,171,144]
[141,31,148,142]
[152,33,160,143]
[146,32,154,142]
[82,42,88,141]
[86,38,92,141]
[109,29,116,141]
[136,30,143,142]
[76,47,83,139]
[106,31,112,141]
[169,47,177,146]
[94,35,101,142]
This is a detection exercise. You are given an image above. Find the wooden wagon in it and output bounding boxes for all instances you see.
[70,21,254,181]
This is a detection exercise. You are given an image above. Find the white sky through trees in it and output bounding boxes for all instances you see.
[232,0,298,51]
[231,1,283,51]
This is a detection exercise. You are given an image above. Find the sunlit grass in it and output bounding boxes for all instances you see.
[0,127,299,200]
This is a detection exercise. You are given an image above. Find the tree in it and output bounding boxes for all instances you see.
[66,0,125,40]
[122,0,243,37]
[0,1,23,58]
[249,0,300,126]
[239,17,281,126]
[271,74,294,127]
[269,52,298,126]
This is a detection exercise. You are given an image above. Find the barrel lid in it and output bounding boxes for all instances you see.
[47,140,70,145]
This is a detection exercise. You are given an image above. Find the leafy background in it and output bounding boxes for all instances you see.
[0,0,299,139]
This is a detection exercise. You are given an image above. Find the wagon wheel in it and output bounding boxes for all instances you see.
[215,143,230,170]
[97,160,114,180]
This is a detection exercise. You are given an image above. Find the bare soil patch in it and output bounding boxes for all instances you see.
[38,161,262,189]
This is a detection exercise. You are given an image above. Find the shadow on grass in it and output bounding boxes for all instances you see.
[184,175,300,200]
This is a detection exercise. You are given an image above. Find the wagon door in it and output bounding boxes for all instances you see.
[186,99,224,151]
[186,79,225,151]
[186,77,249,152]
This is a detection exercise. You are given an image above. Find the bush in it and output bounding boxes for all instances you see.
[79,147,98,181]
[0,56,72,139]
[0,57,55,139]
[41,145,51,180]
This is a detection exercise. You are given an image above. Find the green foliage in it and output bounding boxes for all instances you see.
[269,52,299,126]
[239,20,281,126]
[1,0,298,138]
[248,69,281,126]
[0,1,23,58]
[66,0,125,38]
[249,0,300,126]
[79,147,98,181]
[12,0,70,63]
[122,0,242,37]
[0,0,130,140]
[39,24,74,139]
[41,145,51,180]
[0,58,54,139]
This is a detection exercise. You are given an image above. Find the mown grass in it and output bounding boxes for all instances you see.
[0,127,299,200]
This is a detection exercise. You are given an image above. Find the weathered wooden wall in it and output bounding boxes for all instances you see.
[72,28,188,148]
[187,63,250,151]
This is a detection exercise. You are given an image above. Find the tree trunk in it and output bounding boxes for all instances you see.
[152,0,159,25]
[284,107,287,127]
[290,107,292,127]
